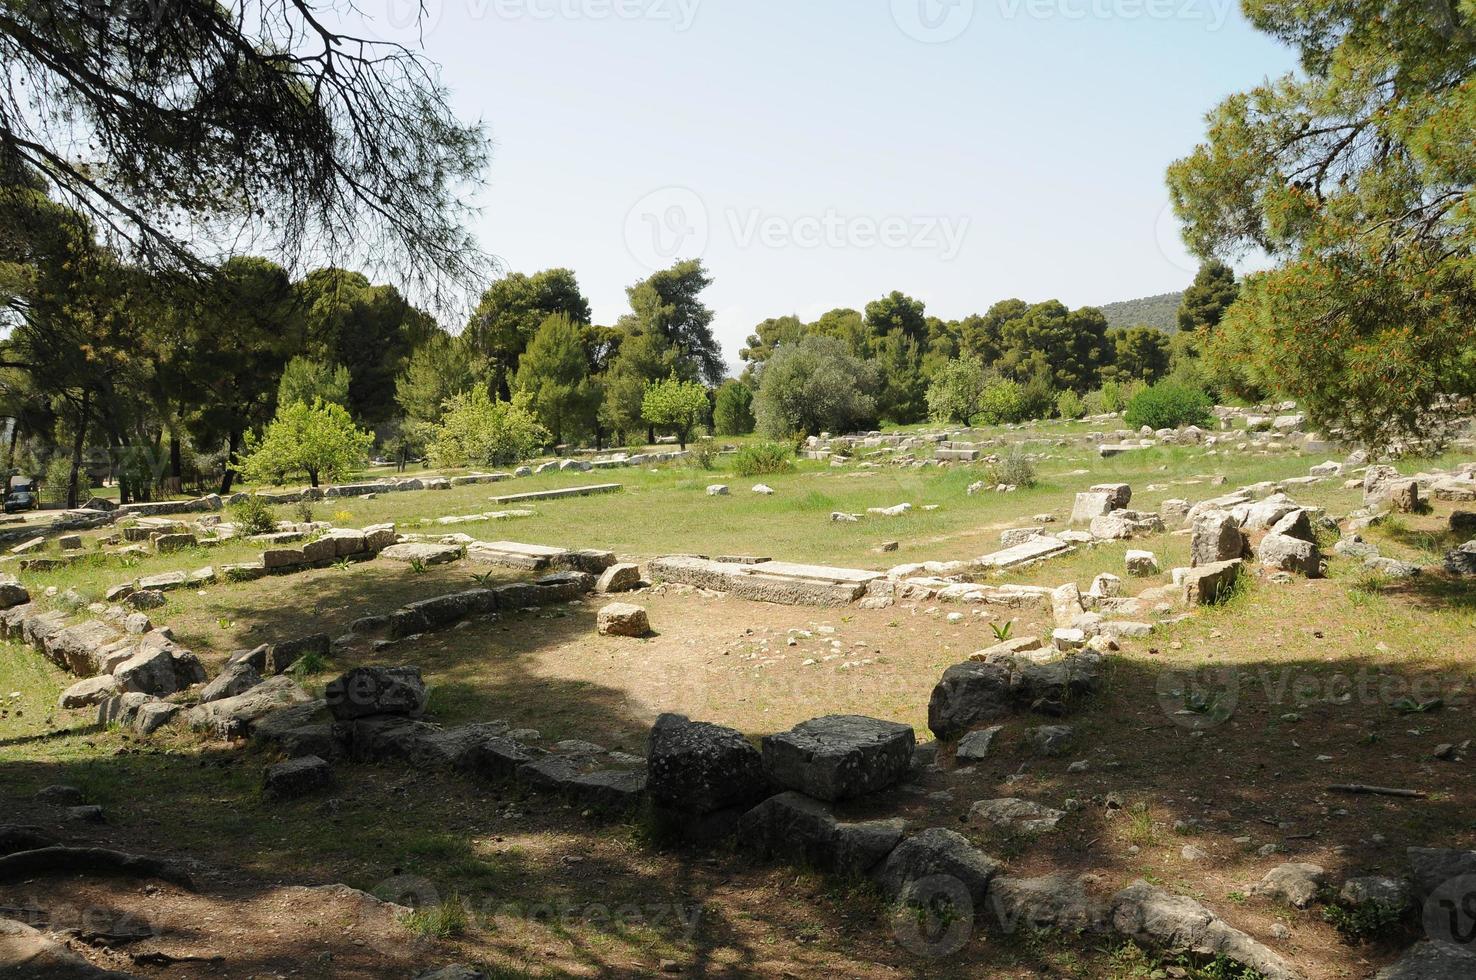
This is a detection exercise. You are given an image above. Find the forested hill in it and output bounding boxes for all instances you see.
[1097,291,1182,332]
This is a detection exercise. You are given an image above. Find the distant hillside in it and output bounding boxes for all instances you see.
[1097,291,1182,332]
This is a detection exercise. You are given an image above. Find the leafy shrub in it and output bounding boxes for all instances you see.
[1124,380,1214,430]
[642,375,711,449]
[1321,899,1408,943]
[43,456,79,505]
[239,399,372,488]
[293,499,315,523]
[429,389,549,468]
[733,442,796,477]
[985,445,1037,488]
[713,380,756,435]
[1055,389,1085,419]
[978,379,1026,425]
[231,495,277,535]
[754,335,879,437]
[925,357,990,424]
[687,442,718,470]
[1018,374,1056,421]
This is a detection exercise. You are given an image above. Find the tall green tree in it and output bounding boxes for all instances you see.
[158,257,300,494]
[1106,327,1172,383]
[1166,0,1476,448]
[621,259,724,384]
[295,269,436,427]
[239,400,372,488]
[467,269,591,399]
[278,357,351,412]
[1177,261,1239,332]
[396,331,481,428]
[642,375,710,450]
[516,314,600,445]
[713,380,756,436]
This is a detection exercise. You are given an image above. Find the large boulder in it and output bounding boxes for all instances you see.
[1243,492,1301,531]
[112,648,178,696]
[186,675,312,738]
[595,563,641,594]
[737,791,904,875]
[324,666,427,721]
[872,827,1000,906]
[1180,559,1242,605]
[1110,880,1297,980]
[1070,492,1113,523]
[1190,511,1246,566]
[264,755,332,797]
[596,602,650,637]
[646,713,769,815]
[761,715,914,802]
[389,591,495,639]
[1258,533,1322,577]
[58,675,119,709]
[928,661,1011,740]
[1363,464,1401,505]
[1250,862,1326,909]
[1444,541,1476,577]
[200,661,264,703]
[970,797,1065,833]
[1374,940,1476,979]
[43,620,119,675]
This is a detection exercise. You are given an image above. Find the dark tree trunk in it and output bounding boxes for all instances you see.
[170,433,182,480]
[308,467,319,488]
[5,420,18,470]
[66,392,89,509]
[218,430,241,495]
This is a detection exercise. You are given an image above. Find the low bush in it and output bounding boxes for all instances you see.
[733,442,796,477]
[1055,389,1085,419]
[1124,380,1213,430]
[985,446,1037,488]
[231,495,276,535]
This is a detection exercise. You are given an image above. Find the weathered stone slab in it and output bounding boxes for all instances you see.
[648,555,881,606]
[975,536,1073,570]
[489,483,622,505]
[465,539,568,570]
[762,715,914,801]
[738,791,904,875]
[379,542,462,565]
[647,713,769,816]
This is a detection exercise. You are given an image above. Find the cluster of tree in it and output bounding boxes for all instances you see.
[731,284,1239,436]
[394,259,726,459]
[0,149,452,503]
[2,147,732,501]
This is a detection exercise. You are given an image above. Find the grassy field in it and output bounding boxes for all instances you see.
[3,418,1475,978]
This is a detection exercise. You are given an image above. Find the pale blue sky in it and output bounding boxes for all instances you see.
[347,0,1293,367]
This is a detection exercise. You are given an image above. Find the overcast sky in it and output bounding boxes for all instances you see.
[343,0,1293,368]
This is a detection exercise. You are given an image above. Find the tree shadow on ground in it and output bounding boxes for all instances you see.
[5,561,1476,977]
